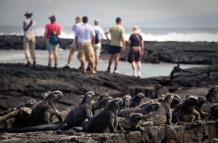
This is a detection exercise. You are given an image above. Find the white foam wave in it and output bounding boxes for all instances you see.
[59,32,218,42]
[1,27,218,42]
[139,32,218,42]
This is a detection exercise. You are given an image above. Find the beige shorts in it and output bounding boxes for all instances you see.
[79,43,95,62]
[94,43,101,57]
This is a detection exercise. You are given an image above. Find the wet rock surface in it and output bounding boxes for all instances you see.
[0,63,218,142]
[1,35,218,64]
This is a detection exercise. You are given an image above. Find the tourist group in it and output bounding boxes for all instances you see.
[23,12,144,77]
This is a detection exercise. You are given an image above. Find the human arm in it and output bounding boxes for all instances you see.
[57,25,61,35]
[105,28,111,40]
[121,28,126,50]
[43,26,48,40]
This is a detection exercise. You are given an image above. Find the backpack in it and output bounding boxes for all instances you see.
[95,31,100,44]
[49,33,60,45]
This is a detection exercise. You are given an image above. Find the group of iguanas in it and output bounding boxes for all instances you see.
[0,86,218,133]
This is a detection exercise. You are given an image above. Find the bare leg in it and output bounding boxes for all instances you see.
[66,48,75,66]
[94,55,100,71]
[53,46,58,68]
[131,61,136,76]
[113,53,120,73]
[89,59,96,74]
[136,61,142,77]
[107,54,114,72]
[79,46,85,73]
[48,50,53,67]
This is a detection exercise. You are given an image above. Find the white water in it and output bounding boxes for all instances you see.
[1,26,218,42]
[0,50,203,78]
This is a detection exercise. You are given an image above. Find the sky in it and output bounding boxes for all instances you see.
[0,0,218,28]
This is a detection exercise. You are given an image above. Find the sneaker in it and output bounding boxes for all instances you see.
[138,71,142,78]
[113,70,118,74]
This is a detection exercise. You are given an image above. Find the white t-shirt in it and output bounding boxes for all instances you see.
[76,23,95,44]
[72,23,81,38]
[93,25,105,40]
[23,18,35,35]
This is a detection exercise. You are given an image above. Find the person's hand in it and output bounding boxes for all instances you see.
[121,46,126,51]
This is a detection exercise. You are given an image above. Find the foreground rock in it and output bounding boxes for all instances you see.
[0,121,217,143]
[0,63,218,143]
[1,35,218,64]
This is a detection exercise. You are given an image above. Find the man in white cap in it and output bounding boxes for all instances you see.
[23,11,36,67]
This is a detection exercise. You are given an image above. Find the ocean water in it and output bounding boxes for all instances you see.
[1,25,218,42]
[0,50,203,78]
[0,26,208,77]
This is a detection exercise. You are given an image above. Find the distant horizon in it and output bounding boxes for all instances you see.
[1,25,218,29]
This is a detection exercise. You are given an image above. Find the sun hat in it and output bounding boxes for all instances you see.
[24,11,33,17]
[132,25,141,33]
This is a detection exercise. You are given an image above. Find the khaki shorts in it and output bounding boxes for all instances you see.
[79,43,95,62]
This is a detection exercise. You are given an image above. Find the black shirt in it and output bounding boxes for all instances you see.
[129,33,142,47]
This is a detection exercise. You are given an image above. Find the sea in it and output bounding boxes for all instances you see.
[1,26,218,42]
[1,26,215,78]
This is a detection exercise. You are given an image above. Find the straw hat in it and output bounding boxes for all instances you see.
[132,25,141,33]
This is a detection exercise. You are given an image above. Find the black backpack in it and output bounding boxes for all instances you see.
[95,31,100,44]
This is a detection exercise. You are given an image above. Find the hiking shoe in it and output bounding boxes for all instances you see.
[25,61,31,67]
[113,70,118,74]
[64,65,70,69]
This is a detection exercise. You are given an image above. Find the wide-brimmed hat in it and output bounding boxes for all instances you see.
[24,11,33,17]
[132,25,141,33]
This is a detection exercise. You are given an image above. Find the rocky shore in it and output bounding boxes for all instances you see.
[0,63,218,142]
[1,35,218,64]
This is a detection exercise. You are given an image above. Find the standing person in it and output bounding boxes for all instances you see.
[128,25,144,78]
[44,15,61,68]
[75,16,96,74]
[23,11,36,67]
[93,19,105,71]
[65,16,82,68]
[105,17,125,73]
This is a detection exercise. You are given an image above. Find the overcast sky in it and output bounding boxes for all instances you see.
[0,0,218,28]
